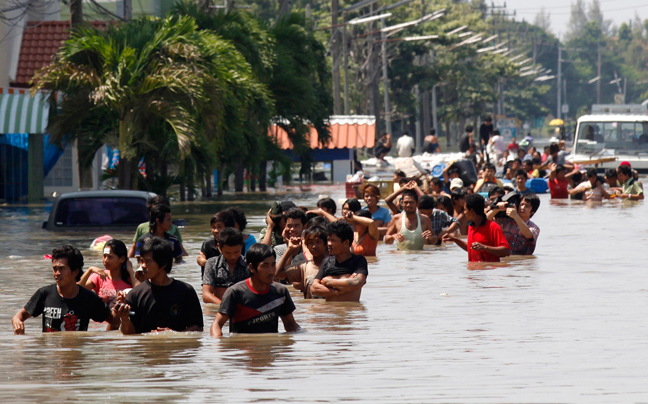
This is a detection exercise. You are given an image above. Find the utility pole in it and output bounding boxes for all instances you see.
[343,11,350,114]
[415,85,421,154]
[557,46,562,120]
[597,44,601,104]
[331,0,341,114]
[381,17,392,135]
[70,0,83,25]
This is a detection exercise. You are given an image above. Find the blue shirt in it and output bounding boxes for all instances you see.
[363,206,392,224]
[244,234,256,254]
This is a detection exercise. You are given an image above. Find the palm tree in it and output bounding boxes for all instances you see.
[34,16,262,190]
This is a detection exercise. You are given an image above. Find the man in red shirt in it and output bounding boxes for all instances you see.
[443,194,510,262]
[548,163,569,199]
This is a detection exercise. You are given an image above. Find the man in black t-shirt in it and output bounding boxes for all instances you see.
[12,245,117,334]
[210,243,300,337]
[115,237,203,334]
[311,221,368,302]
[479,116,493,147]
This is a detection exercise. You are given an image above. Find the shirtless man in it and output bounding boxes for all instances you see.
[384,189,437,250]
[310,221,368,302]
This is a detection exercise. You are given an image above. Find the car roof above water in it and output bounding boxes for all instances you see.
[44,190,157,232]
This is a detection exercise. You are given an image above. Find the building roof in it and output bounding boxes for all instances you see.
[271,115,376,150]
[14,20,107,87]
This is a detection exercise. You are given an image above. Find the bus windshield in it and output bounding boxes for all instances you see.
[576,121,648,155]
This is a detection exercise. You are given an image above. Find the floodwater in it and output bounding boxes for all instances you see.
[1,185,648,403]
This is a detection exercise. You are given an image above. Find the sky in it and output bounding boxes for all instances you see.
[500,0,648,39]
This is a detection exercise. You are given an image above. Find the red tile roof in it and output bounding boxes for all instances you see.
[271,115,376,150]
[14,20,107,87]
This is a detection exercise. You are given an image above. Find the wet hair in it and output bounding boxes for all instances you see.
[618,164,632,177]
[549,143,559,154]
[465,193,486,217]
[327,220,354,245]
[483,163,496,172]
[343,198,362,213]
[210,211,235,228]
[306,216,329,228]
[515,169,528,179]
[488,186,505,199]
[605,168,618,179]
[401,189,419,202]
[363,184,381,199]
[146,195,170,212]
[451,187,467,201]
[447,167,461,177]
[521,193,540,216]
[430,177,444,190]
[398,177,410,186]
[218,227,244,247]
[246,243,276,270]
[418,195,435,210]
[52,245,84,281]
[317,197,337,215]
[465,125,473,133]
[572,171,583,184]
[140,237,173,273]
[586,168,597,178]
[354,209,372,219]
[555,164,566,174]
[284,207,307,224]
[149,204,171,233]
[226,207,247,232]
[435,195,454,214]
[105,239,131,285]
[303,225,328,245]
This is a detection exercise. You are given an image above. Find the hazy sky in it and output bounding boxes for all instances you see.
[501,0,648,39]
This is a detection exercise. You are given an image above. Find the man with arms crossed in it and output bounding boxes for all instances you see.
[114,237,203,334]
[311,221,368,302]
[443,193,510,262]
[384,189,437,250]
[211,243,300,337]
[12,245,119,333]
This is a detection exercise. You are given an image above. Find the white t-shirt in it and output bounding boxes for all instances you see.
[491,135,506,155]
[396,135,415,157]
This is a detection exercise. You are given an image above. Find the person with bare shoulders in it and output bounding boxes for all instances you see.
[384,189,437,250]
[210,243,300,337]
[276,226,328,298]
[310,221,368,302]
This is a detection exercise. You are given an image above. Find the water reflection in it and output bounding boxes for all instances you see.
[2,187,648,402]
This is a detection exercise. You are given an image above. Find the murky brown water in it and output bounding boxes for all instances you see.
[1,185,648,403]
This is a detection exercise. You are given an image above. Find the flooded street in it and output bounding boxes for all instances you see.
[1,185,647,403]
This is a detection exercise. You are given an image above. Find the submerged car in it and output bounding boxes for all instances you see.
[43,190,156,231]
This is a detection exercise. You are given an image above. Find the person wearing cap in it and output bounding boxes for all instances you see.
[384,189,437,250]
[617,164,644,200]
[443,193,510,262]
[450,178,464,192]
[260,201,296,247]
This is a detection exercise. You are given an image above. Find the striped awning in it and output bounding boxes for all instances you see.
[0,88,49,134]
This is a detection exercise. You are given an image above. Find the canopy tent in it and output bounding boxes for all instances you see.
[0,88,49,134]
[0,88,52,202]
